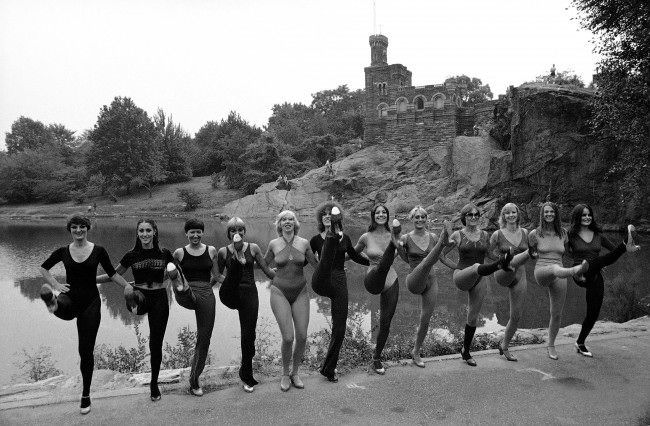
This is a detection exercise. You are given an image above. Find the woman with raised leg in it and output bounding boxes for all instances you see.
[96,219,174,401]
[567,204,641,357]
[216,217,275,393]
[489,203,533,362]
[354,204,402,375]
[439,204,513,367]
[264,210,318,391]
[39,214,129,415]
[171,218,220,396]
[310,202,369,382]
[528,202,588,360]
[397,206,453,368]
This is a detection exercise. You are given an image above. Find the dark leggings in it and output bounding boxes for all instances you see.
[174,281,215,388]
[126,288,169,392]
[575,243,626,344]
[237,286,259,387]
[374,279,399,360]
[54,295,101,398]
[311,232,349,376]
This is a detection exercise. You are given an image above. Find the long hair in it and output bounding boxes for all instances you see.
[132,219,161,252]
[568,203,601,238]
[275,210,300,236]
[498,203,520,229]
[536,202,564,238]
[368,204,390,232]
[315,201,343,233]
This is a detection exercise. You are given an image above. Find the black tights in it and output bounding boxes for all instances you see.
[54,295,101,398]
[374,280,399,360]
[127,288,169,394]
[174,281,215,388]
[311,232,349,376]
[575,243,626,344]
[237,286,259,387]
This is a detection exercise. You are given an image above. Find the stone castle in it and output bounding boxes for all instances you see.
[363,34,495,146]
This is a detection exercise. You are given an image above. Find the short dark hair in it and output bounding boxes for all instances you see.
[66,214,91,231]
[315,201,343,233]
[460,203,480,226]
[184,218,204,233]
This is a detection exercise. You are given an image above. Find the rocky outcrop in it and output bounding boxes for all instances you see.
[224,85,628,225]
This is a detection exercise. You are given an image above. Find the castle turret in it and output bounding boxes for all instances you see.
[369,34,388,66]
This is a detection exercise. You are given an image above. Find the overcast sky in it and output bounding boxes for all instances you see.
[0,0,596,150]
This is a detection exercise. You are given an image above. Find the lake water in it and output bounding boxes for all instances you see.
[0,218,647,385]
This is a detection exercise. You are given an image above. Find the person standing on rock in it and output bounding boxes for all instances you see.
[395,206,453,368]
[567,204,641,357]
[96,219,175,401]
[216,217,276,393]
[171,218,220,397]
[439,203,514,367]
[39,214,130,415]
[528,202,588,360]
[489,203,534,362]
[354,204,402,375]
[264,210,318,391]
[310,201,369,382]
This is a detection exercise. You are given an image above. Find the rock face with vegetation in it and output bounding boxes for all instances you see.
[223,85,632,225]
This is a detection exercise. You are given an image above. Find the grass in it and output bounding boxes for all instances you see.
[0,176,243,220]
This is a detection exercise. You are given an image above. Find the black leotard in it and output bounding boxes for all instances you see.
[180,247,212,282]
[310,233,369,269]
[120,248,174,286]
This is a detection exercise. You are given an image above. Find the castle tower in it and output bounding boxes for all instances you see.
[369,34,388,66]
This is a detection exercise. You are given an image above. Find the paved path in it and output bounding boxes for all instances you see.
[2,332,649,425]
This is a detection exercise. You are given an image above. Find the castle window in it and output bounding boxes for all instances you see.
[396,97,408,113]
[414,96,425,111]
[432,93,445,109]
[377,103,389,118]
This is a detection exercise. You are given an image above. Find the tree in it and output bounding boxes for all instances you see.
[153,109,192,184]
[310,85,364,139]
[572,0,649,219]
[531,70,585,87]
[444,75,493,107]
[86,97,161,194]
[5,117,54,154]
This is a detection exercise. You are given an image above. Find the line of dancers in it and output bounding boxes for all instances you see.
[38,201,640,414]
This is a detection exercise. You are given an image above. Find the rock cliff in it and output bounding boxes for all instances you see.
[223,85,628,226]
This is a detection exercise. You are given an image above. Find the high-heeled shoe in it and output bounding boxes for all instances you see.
[546,346,558,360]
[461,349,477,367]
[290,374,304,389]
[411,351,425,368]
[40,284,58,312]
[575,342,593,357]
[320,368,339,382]
[498,342,518,362]
[280,375,291,392]
[79,396,91,415]
[371,359,386,375]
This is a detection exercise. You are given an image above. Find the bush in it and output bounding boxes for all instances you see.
[177,187,202,211]
[163,326,211,369]
[14,346,62,382]
[210,173,221,189]
[94,323,148,373]
[69,189,86,205]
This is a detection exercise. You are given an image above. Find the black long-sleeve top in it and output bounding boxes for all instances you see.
[309,233,369,270]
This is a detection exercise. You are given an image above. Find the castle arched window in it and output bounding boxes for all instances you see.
[377,103,389,118]
[396,97,408,113]
[432,93,446,109]
[414,96,425,111]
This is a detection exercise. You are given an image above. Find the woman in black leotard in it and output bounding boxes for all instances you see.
[310,202,369,382]
[216,217,275,393]
[396,206,452,368]
[567,204,640,357]
[264,210,318,391]
[439,204,512,366]
[39,215,129,415]
[97,219,174,401]
[171,218,220,397]
[354,204,402,375]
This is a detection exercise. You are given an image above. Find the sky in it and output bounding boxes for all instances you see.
[0,0,597,150]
